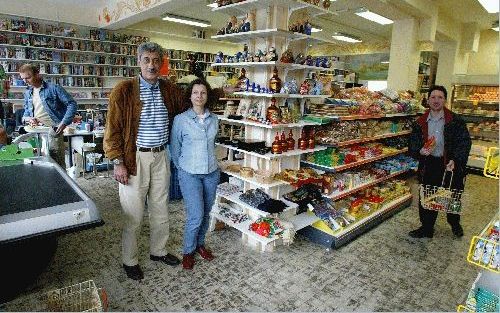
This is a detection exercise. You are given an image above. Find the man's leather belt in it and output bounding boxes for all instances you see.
[137,146,165,152]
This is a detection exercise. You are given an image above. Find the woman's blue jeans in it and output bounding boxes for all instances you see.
[178,168,220,254]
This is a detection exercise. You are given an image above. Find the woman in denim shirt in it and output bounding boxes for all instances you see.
[170,78,220,270]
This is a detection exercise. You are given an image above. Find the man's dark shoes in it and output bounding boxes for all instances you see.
[150,253,181,266]
[123,264,144,280]
[452,225,464,238]
[196,246,215,261]
[408,227,434,238]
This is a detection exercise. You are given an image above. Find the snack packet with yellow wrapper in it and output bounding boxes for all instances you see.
[423,136,436,151]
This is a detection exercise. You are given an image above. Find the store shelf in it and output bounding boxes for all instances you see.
[0,29,138,46]
[0,43,134,57]
[221,169,289,189]
[211,28,332,44]
[216,142,327,160]
[5,72,133,78]
[454,99,499,105]
[325,169,410,201]
[217,190,297,217]
[0,57,138,68]
[212,0,334,17]
[211,61,335,72]
[210,210,277,244]
[9,85,111,89]
[301,148,408,173]
[321,130,411,147]
[233,91,330,99]
[304,113,421,121]
[217,115,320,128]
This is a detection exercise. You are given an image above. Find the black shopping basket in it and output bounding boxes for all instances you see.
[419,170,465,214]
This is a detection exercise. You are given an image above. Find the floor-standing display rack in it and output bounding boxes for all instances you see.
[457,213,499,312]
[209,0,336,252]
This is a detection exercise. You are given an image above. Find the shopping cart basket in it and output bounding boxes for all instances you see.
[483,147,499,179]
[46,280,108,312]
[419,170,465,214]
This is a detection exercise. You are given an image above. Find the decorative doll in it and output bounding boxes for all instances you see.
[280,49,294,63]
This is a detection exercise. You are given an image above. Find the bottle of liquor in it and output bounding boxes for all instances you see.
[268,66,282,93]
[266,97,281,124]
[287,129,295,150]
[280,131,288,152]
[272,132,282,154]
[298,129,308,150]
[308,129,315,149]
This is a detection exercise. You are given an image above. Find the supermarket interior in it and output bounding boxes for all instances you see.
[0,0,498,312]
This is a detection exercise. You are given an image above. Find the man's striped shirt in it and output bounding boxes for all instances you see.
[136,75,169,148]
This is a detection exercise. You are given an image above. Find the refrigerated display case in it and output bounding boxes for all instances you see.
[450,84,499,170]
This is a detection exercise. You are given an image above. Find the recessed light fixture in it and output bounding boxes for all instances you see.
[477,0,499,13]
[381,61,390,64]
[332,32,362,43]
[355,8,393,25]
[311,27,323,33]
[207,2,218,8]
[162,14,211,28]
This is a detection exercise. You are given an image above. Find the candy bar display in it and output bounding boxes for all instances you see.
[468,219,500,272]
[249,217,296,245]
[275,168,323,188]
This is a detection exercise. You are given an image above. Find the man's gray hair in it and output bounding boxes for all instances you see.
[137,42,165,60]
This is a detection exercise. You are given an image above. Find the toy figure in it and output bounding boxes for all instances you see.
[323,0,331,9]
[304,20,312,35]
[267,47,278,61]
[305,55,314,66]
[299,80,310,95]
[215,51,224,63]
[280,49,294,63]
[294,53,305,65]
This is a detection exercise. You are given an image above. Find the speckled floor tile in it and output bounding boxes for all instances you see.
[0,174,497,311]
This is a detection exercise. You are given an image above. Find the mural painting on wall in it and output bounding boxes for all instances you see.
[100,0,163,24]
[344,53,389,80]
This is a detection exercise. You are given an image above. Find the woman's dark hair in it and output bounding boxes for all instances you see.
[184,78,216,110]
[428,85,448,99]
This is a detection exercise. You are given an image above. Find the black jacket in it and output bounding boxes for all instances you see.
[409,107,471,182]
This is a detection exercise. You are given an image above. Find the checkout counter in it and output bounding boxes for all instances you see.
[0,132,104,303]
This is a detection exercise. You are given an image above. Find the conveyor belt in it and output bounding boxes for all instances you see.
[0,163,82,215]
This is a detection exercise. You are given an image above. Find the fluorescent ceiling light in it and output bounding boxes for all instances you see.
[311,27,322,33]
[355,8,393,25]
[332,32,362,43]
[477,0,499,13]
[162,14,211,28]
[381,61,390,64]
[207,2,218,8]
[492,26,499,31]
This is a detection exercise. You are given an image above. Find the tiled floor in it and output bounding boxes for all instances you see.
[1,174,498,311]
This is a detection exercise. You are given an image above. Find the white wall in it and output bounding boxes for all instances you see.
[467,29,500,76]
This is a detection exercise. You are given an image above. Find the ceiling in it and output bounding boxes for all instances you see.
[137,0,498,44]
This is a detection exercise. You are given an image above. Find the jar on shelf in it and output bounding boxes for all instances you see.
[298,129,308,150]
[287,130,295,150]
[269,66,282,93]
[272,132,282,154]
[280,131,288,152]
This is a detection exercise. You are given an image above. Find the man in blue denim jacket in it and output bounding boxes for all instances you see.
[20,64,77,167]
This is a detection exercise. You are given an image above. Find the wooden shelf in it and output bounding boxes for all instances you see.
[217,115,320,128]
[321,130,411,147]
[0,29,138,46]
[216,143,327,160]
[325,169,410,201]
[301,148,408,173]
[0,57,138,68]
[0,43,134,57]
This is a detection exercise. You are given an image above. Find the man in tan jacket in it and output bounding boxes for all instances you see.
[104,42,187,280]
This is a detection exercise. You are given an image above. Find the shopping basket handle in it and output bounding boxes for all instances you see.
[440,169,454,188]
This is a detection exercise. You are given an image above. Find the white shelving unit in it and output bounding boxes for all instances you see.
[209,0,333,252]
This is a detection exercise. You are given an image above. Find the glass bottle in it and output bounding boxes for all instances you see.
[266,97,281,124]
[287,129,295,150]
[272,132,282,154]
[268,66,282,93]
[298,129,308,150]
[280,131,288,152]
[308,129,315,149]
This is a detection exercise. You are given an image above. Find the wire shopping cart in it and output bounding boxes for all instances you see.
[419,170,465,214]
[46,280,108,312]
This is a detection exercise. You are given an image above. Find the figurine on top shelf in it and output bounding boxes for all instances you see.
[216,13,254,35]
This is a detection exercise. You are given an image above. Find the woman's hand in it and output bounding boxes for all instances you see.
[446,160,455,171]
[420,147,431,156]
